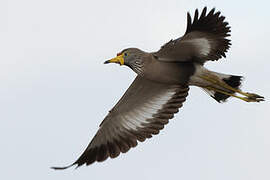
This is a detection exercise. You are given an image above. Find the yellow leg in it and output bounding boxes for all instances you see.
[206,87,260,102]
[200,75,264,102]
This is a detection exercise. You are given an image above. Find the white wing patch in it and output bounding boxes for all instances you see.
[185,38,211,56]
[120,89,177,131]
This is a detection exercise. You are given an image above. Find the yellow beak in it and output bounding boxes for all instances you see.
[104,54,124,65]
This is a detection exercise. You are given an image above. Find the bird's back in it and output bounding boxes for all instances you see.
[142,54,196,85]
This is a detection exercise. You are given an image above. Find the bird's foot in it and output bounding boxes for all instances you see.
[244,92,264,102]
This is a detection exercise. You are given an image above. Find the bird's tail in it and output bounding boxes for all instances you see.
[191,67,264,103]
[202,74,243,102]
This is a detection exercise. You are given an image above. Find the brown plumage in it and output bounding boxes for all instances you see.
[154,7,231,63]
[52,7,264,170]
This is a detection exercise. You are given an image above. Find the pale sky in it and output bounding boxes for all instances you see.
[0,0,269,179]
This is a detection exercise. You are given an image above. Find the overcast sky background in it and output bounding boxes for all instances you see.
[0,0,269,179]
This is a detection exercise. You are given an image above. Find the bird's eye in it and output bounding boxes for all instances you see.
[124,53,128,56]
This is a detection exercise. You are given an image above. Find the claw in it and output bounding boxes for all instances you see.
[246,93,264,102]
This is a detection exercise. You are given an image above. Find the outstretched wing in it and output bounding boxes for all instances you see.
[52,76,189,169]
[153,7,231,64]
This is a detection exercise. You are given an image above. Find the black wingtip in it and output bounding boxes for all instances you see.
[208,7,215,16]
[187,12,192,31]
[194,9,199,22]
[200,7,207,19]
[51,163,75,170]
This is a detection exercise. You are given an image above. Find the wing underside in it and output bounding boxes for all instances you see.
[52,76,189,169]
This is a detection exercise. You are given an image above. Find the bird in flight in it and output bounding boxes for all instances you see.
[52,7,264,170]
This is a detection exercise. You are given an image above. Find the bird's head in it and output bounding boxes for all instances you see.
[104,48,145,74]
